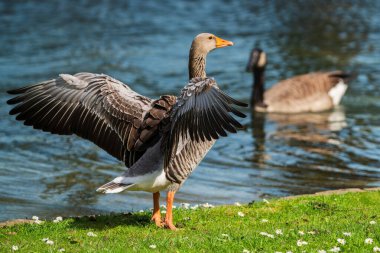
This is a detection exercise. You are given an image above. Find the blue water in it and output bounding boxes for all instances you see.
[0,0,379,221]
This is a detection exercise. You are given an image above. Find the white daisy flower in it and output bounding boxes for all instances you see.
[329,246,340,252]
[337,238,345,245]
[161,210,166,214]
[238,212,245,217]
[286,251,293,253]
[370,221,377,225]
[221,234,229,237]
[34,219,42,224]
[296,240,308,246]
[275,229,283,235]
[190,205,199,210]
[366,238,374,244]
[343,232,351,237]
[373,246,380,252]
[275,251,282,253]
[149,244,157,249]
[259,232,274,238]
[307,231,316,235]
[263,199,270,204]
[11,245,19,251]
[180,203,190,209]
[32,216,39,220]
[42,238,49,242]
[53,216,63,223]
[58,249,65,252]
[298,231,305,235]
[46,240,54,245]
[242,250,250,253]
[318,250,327,253]
[261,219,268,223]
[234,202,241,206]
[87,232,97,237]
[201,203,214,208]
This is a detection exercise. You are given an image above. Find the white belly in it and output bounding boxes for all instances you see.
[123,168,171,192]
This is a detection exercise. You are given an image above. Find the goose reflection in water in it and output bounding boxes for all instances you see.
[267,108,347,151]
[250,108,377,196]
[251,108,347,163]
[250,106,380,196]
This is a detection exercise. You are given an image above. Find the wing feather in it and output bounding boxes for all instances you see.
[7,72,153,167]
[164,77,247,167]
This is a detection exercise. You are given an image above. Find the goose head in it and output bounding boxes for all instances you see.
[189,33,233,79]
[191,33,234,55]
[246,48,267,72]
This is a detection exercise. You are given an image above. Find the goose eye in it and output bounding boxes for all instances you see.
[208,36,213,40]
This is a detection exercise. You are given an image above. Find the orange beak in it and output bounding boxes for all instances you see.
[215,36,234,48]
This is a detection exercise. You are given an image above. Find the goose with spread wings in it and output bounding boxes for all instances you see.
[7,33,247,230]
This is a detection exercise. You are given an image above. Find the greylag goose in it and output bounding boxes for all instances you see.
[246,48,352,113]
[7,33,247,230]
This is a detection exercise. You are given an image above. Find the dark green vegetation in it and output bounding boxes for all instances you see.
[1,190,379,252]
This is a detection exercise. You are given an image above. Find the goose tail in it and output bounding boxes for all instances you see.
[329,71,357,84]
[328,71,356,106]
[97,177,134,194]
[328,80,348,106]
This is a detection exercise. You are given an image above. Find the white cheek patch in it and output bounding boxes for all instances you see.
[258,52,267,67]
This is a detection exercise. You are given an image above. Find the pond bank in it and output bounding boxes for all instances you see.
[1,188,379,252]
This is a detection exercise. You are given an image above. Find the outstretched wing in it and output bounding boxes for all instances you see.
[164,77,248,166]
[7,72,153,167]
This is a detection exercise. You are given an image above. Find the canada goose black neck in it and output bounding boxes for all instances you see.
[251,67,265,107]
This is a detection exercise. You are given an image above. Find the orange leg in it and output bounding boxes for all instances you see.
[151,192,162,227]
[164,191,177,230]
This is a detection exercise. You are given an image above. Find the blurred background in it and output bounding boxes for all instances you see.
[0,0,379,221]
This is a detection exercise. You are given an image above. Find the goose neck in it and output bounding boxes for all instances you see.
[251,68,265,106]
[189,47,207,79]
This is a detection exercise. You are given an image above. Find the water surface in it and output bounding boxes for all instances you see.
[0,0,379,221]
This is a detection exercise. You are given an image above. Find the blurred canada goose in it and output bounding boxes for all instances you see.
[246,48,352,113]
[7,33,247,230]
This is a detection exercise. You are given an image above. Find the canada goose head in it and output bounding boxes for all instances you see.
[191,33,234,55]
[246,48,267,72]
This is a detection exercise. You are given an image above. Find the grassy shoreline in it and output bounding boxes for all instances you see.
[1,189,379,252]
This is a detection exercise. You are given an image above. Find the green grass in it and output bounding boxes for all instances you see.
[1,190,379,252]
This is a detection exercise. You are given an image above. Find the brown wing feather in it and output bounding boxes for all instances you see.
[7,72,153,167]
[134,95,177,151]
